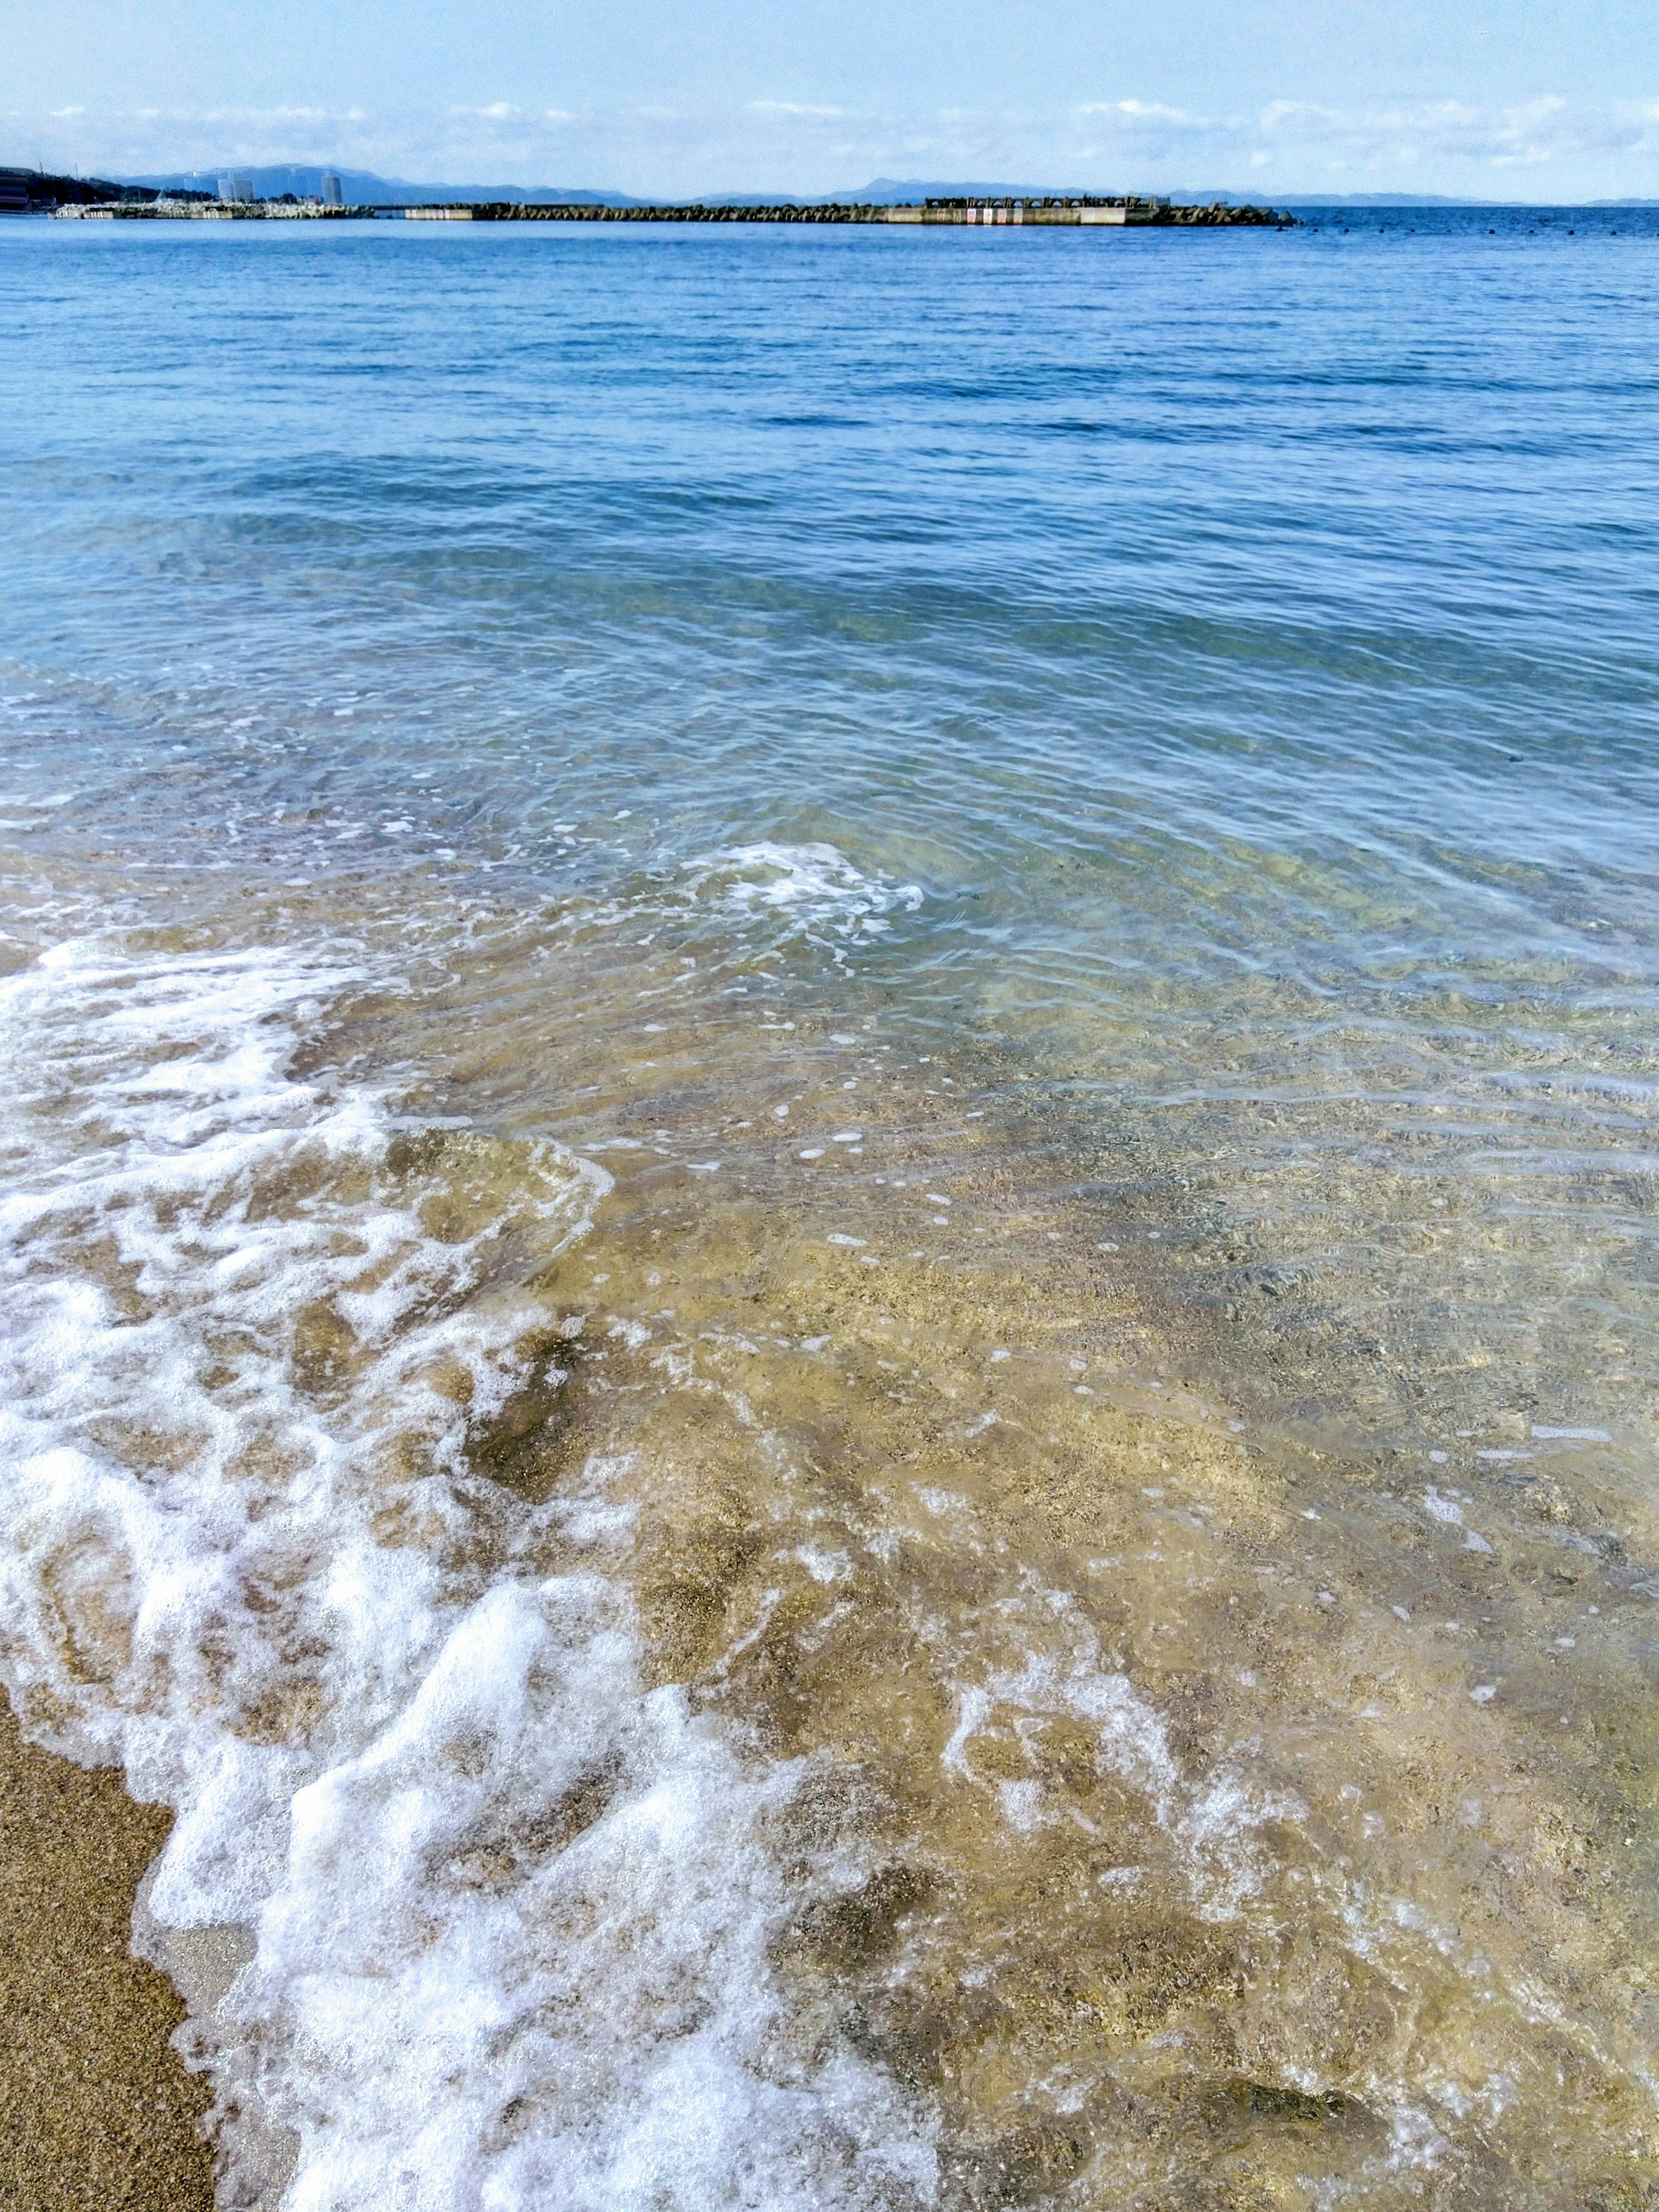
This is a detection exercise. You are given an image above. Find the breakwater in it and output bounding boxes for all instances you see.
[55,194,1286,227]
[432,197,1286,226]
[54,198,353,221]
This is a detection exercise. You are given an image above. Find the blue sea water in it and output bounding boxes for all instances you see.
[10,208,1659,1427]
[4,209,1659,2207]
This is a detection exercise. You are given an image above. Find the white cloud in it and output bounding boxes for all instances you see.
[1088,100,1203,127]
[16,89,1659,198]
[1240,91,1659,177]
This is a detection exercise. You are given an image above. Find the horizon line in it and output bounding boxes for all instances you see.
[7,159,1658,210]
[14,165,1658,211]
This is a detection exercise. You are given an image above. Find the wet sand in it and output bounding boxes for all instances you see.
[0,1697,213,2211]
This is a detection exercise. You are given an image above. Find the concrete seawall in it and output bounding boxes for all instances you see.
[413,197,1286,228]
[56,195,1288,229]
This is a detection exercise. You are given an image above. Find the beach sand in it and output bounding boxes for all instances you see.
[0,1697,213,2210]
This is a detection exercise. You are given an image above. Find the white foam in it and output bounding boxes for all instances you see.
[940,1589,1295,1920]
[0,938,934,2210]
[686,843,922,957]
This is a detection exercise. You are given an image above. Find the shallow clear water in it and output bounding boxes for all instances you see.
[4,208,1659,2209]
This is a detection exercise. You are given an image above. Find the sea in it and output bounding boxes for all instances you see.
[3,203,1659,2210]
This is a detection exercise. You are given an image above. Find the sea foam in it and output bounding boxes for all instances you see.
[687,843,922,958]
[0,938,934,2210]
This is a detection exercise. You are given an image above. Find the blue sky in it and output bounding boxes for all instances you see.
[7,0,1658,198]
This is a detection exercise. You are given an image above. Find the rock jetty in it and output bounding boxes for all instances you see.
[44,191,1288,228]
[420,196,1286,227]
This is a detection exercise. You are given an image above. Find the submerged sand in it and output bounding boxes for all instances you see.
[5,875,1659,2206]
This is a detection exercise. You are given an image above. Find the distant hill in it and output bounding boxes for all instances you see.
[118,165,639,207]
[0,165,170,209]
[707,181,1232,205]
[1265,192,1481,206]
[717,180,1340,206]
[702,183,1494,208]
[770,183,1659,209]
[93,167,1658,213]
[113,168,1245,210]
[699,179,1067,206]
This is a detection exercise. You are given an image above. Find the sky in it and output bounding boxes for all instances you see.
[5,0,1659,200]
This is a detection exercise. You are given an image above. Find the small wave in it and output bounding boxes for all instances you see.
[0,938,933,2210]
[686,842,922,956]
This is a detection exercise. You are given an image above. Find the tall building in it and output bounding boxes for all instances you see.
[320,172,343,208]
[218,174,255,204]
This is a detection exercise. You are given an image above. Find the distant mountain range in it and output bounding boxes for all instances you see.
[1254,191,1659,207]
[794,184,1659,208]
[118,165,635,207]
[107,168,1408,208]
[120,168,1139,207]
[84,165,1659,210]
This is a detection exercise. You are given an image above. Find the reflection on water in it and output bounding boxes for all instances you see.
[3,210,1659,2204]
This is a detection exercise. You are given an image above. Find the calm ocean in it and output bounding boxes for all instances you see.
[4,207,1659,2208]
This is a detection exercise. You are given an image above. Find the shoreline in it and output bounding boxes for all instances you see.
[4,876,1659,2203]
[0,1695,214,2210]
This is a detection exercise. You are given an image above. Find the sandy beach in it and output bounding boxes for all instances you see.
[0,1697,213,2210]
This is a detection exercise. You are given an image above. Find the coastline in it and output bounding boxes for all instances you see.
[0,1695,214,2209]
